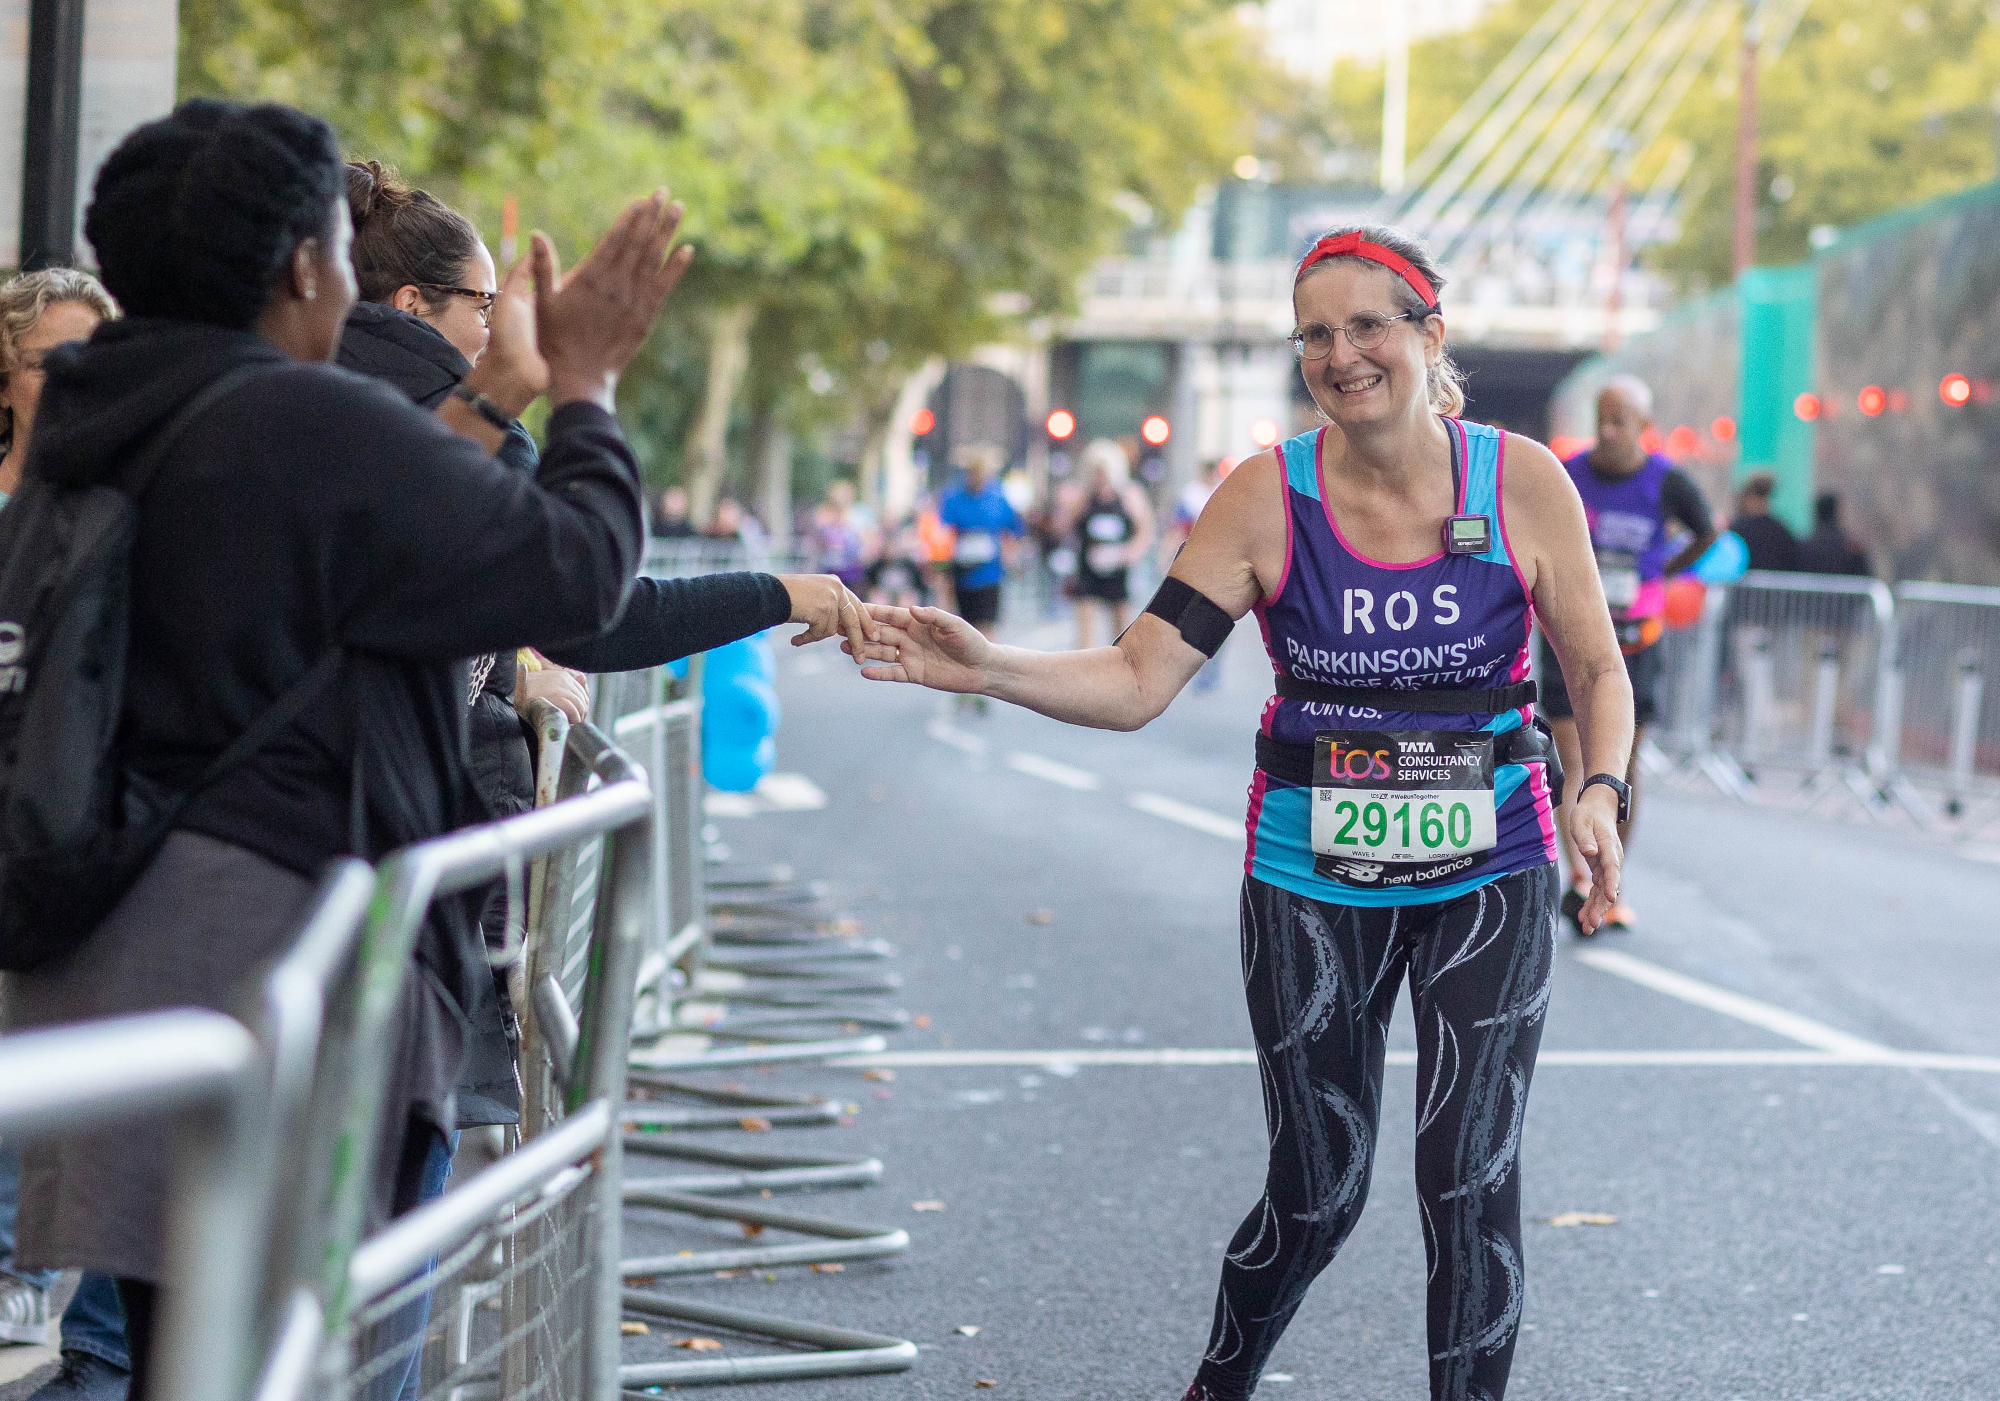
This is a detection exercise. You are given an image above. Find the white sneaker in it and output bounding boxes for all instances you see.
[0,1273,51,1344]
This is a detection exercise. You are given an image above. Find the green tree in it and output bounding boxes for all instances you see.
[178,0,1265,510]
[1656,0,2000,284]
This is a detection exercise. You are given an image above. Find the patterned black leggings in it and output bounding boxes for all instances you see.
[1191,865,1558,1401]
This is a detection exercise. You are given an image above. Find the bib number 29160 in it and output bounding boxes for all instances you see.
[1310,729,1497,869]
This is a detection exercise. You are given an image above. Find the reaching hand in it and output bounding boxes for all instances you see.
[846,604,995,693]
[1566,787,1625,934]
[465,254,548,417]
[777,573,875,658]
[534,191,696,410]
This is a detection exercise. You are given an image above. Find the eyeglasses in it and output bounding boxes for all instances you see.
[419,283,497,325]
[1291,311,1417,361]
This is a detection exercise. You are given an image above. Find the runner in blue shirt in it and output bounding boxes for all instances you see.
[938,445,1022,638]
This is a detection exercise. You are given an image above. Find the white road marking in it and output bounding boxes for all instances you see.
[1571,947,1894,1059]
[831,1047,2000,1073]
[926,718,987,756]
[1129,791,1241,841]
[1005,751,1102,791]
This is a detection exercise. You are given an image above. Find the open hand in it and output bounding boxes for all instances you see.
[534,191,696,409]
[1566,787,1625,934]
[465,253,549,417]
[846,604,995,693]
[778,573,874,658]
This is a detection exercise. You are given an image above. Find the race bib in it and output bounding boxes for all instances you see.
[1085,543,1128,574]
[1085,512,1128,542]
[954,531,998,565]
[1310,730,1496,871]
[1596,549,1641,613]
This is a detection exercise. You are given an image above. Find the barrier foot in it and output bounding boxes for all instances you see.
[622,1188,909,1275]
[622,1137,883,1194]
[619,1290,916,1389]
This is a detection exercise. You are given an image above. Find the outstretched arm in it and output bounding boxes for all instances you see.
[852,452,1285,730]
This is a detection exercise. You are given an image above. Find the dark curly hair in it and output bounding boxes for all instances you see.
[345,160,484,308]
[83,97,346,330]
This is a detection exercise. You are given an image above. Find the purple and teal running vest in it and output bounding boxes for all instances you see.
[1246,421,1558,907]
[1562,449,1677,622]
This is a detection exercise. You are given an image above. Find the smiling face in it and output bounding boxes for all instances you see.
[1292,260,1444,432]
[425,241,497,364]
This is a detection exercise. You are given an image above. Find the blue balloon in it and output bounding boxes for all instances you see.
[1691,529,1749,584]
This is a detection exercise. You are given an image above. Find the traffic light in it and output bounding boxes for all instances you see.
[1046,408,1076,441]
[1140,415,1171,446]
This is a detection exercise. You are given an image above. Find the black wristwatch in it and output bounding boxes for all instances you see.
[1578,773,1631,824]
[451,382,514,432]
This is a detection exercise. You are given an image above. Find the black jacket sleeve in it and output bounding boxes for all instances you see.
[326,389,646,660]
[541,571,793,673]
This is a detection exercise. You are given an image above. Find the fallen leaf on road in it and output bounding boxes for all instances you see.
[676,1250,693,1257]
[975,1380,999,1389]
[1545,1212,1618,1227]
[628,1275,659,1285]
[913,1014,932,1029]
[742,1222,765,1238]
[864,1068,896,1082]
[913,1200,946,1212]
[954,1325,981,1337]
[737,1117,772,1132]
[811,1262,844,1273]
[620,1321,650,1336]
[676,1338,723,1351]
[1026,909,1053,924]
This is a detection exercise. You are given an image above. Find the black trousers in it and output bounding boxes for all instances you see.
[1193,865,1557,1401]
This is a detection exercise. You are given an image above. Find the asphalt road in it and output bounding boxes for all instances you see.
[629,614,2000,1401]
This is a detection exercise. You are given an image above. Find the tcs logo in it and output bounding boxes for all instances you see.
[1325,739,1391,782]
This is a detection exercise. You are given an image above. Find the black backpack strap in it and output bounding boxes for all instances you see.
[113,363,275,500]
[186,644,344,801]
[1274,672,1537,714]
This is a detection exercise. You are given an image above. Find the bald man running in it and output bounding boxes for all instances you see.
[1542,375,1716,932]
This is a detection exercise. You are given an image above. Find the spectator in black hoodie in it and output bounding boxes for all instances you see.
[0,97,717,1398]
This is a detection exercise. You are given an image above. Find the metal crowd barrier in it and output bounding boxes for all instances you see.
[1646,570,2000,834]
[2,620,915,1400]
[0,1012,266,1401]
[1889,581,2000,818]
[295,718,654,1401]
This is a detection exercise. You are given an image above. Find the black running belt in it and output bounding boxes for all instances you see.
[1254,722,1563,802]
[1273,673,1537,714]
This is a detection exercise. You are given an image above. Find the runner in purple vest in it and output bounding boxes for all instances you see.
[850,226,1633,1401]
[1540,375,1714,934]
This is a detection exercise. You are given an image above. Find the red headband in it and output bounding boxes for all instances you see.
[1296,232,1439,309]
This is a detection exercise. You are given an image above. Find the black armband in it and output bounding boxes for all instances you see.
[1142,576,1233,657]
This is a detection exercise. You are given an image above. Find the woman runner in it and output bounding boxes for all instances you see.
[851,225,1633,1400]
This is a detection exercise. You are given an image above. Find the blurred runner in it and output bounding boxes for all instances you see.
[1543,374,1714,933]
[865,513,931,608]
[1165,458,1231,690]
[1066,439,1156,648]
[937,445,1022,716]
[914,491,958,612]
